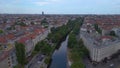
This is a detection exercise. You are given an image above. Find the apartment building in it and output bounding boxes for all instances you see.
[81,16,120,62]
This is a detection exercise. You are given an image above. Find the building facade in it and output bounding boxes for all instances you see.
[81,31,120,62]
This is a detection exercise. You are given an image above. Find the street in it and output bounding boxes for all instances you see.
[83,56,120,68]
[27,54,46,68]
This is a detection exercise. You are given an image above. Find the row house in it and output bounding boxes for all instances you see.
[17,28,49,57]
[0,39,17,68]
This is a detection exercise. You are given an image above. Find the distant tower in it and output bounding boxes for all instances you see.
[42,11,44,15]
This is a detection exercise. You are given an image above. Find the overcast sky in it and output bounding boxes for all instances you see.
[0,0,120,14]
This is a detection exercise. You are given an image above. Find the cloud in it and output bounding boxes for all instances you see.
[34,0,61,6]
[34,1,49,6]
[48,0,60,2]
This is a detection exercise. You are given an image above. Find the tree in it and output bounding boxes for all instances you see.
[31,22,35,25]
[15,42,26,67]
[94,24,102,34]
[15,22,26,26]
[68,33,77,48]
[71,62,85,68]
[19,22,26,26]
[41,44,52,55]
[94,24,99,30]
[41,18,48,25]
[110,31,116,37]
[0,29,3,34]
[51,27,57,33]
[67,17,89,68]
[34,42,43,52]
[34,41,52,55]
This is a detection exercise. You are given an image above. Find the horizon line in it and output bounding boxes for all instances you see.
[0,13,120,15]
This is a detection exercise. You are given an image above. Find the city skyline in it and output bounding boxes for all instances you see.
[0,0,120,14]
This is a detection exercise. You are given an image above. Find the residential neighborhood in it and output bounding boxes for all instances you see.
[0,0,120,68]
[0,14,73,68]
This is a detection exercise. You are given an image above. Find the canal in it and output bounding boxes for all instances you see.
[49,36,69,68]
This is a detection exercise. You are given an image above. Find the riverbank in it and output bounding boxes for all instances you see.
[67,35,88,68]
[67,17,89,68]
[46,32,70,68]
[45,17,84,68]
[49,35,69,68]
[47,18,81,68]
[67,48,72,68]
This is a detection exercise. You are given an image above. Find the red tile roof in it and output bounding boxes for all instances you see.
[27,33,36,39]
[34,29,43,34]
[0,36,7,43]
[85,16,120,30]
[100,36,113,40]
[18,36,30,44]
[6,34,15,40]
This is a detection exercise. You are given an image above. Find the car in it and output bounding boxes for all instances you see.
[37,61,41,63]
[109,63,114,67]
[39,56,44,61]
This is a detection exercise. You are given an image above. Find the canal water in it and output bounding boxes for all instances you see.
[49,36,69,68]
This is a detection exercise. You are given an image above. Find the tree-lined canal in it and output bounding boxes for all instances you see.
[49,36,69,68]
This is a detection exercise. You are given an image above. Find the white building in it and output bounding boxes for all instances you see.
[81,27,120,62]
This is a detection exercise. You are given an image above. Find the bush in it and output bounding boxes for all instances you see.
[0,29,3,34]
[71,62,85,68]
[44,57,51,64]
